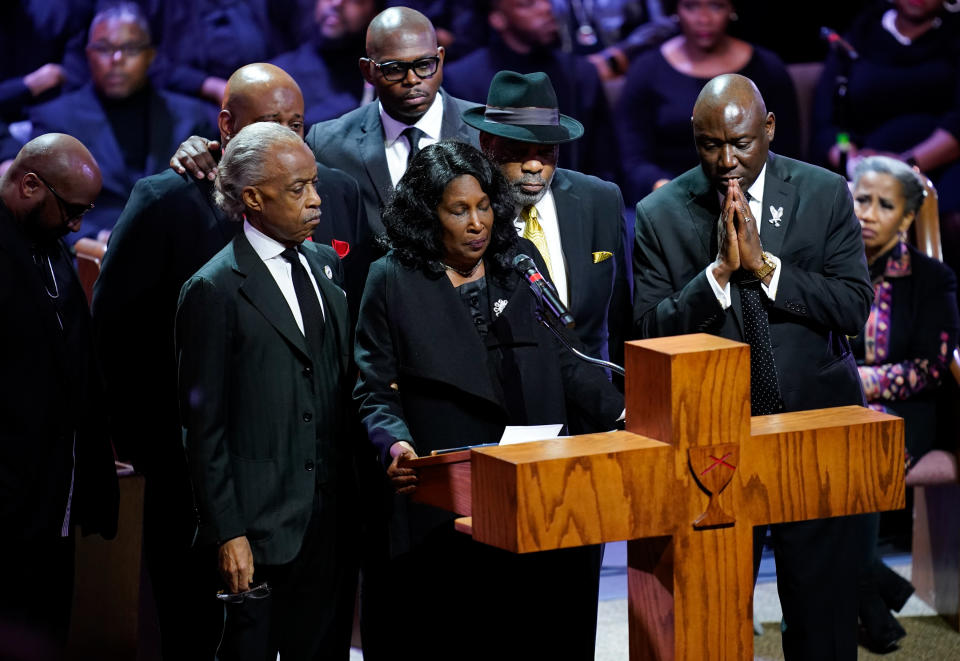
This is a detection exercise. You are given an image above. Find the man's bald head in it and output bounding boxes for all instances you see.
[361,7,443,124]
[1,133,102,242]
[691,74,775,193]
[365,7,436,60]
[219,63,306,144]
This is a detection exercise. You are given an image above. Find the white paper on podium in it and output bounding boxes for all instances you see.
[498,424,564,446]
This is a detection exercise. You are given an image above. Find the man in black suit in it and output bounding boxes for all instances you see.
[306,6,479,235]
[176,122,357,660]
[633,73,873,660]
[29,3,216,243]
[461,70,629,657]
[465,70,631,374]
[0,133,118,656]
[93,61,365,661]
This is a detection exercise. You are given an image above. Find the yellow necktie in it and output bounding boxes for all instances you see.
[521,205,553,280]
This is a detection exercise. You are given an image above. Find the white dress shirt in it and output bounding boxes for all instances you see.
[513,188,569,305]
[244,220,325,334]
[705,164,783,309]
[380,91,445,187]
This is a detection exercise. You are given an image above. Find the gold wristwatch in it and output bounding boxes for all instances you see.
[753,252,776,280]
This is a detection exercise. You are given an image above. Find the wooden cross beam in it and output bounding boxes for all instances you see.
[407,334,904,660]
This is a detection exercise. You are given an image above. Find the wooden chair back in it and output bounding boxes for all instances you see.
[912,172,942,262]
[74,237,107,307]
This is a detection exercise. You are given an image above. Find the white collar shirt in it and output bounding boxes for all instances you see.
[244,220,325,333]
[380,91,444,187]
[513,187,569,305]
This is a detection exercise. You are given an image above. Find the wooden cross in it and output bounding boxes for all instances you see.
[407,333,904,660]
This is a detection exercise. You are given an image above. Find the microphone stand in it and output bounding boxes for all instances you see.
[533,302,625,377]
[824,29,857,177]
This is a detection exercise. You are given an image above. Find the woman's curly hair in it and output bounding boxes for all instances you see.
[381,139,519,279]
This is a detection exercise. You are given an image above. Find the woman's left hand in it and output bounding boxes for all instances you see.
[387,441,419,495]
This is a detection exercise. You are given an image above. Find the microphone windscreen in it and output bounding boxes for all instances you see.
[513,253,535,271]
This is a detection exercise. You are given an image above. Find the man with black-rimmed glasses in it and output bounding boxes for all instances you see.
[305,6,480,236]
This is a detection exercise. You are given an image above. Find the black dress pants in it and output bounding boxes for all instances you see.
[754,514,866,661]
[365,520,601,661]
[217,487,358,661]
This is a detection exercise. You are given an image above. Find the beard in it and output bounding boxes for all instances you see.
[510,172,554,209]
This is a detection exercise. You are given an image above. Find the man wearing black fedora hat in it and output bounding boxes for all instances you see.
[464,71,630,658]
[464,70,631,383]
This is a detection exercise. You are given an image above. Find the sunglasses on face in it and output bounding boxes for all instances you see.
[33,172,95,223]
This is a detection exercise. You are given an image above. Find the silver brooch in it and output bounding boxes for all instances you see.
[493,299,508,317]
[323,265,333,280]
[767,206,784,227]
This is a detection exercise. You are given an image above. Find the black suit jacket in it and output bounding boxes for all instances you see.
[550,168,631,369]
[633,153,873,412]
[29,83,217,242]
[354,245,624,551]
[355,247,625,461]
[0,201,118,543]
[176,233,353,565]
[94,163,365,542]
[305,91,480,235]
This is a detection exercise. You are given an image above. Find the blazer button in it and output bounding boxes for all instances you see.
[303,366,313,377]
[303,412,313,422]
[304,460,315,471]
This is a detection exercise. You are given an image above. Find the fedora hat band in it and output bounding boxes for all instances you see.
[483,105,559,127]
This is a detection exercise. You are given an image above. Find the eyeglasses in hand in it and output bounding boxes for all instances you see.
[215,582,271,603]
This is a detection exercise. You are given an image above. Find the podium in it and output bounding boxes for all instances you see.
[405,334,904,660]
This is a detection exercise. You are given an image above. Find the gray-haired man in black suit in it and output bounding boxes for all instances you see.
[176,122,357,660]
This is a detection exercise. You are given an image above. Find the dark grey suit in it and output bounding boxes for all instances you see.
[176,232,357,659]
[634,152,872,411]
[305,92,480,235]
[633,152,873,660]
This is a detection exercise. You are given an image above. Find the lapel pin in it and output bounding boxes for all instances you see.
[493,299,508,317]
[324,265,333,280]
[767,205,784,227]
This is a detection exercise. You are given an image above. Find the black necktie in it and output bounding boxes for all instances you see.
[403,126,425,168]
[280,247,325,355]
[739,279,783,415]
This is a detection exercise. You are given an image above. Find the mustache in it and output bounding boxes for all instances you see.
[513,175,547,188]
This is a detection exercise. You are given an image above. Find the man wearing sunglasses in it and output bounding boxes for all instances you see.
[306,6,480,235]
[0,133,118,656]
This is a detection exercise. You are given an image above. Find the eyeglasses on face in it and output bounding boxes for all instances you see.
[362,53,440,82]
[87,42,152,58]
[32,172,95,222]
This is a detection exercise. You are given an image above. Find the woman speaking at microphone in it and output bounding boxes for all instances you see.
[354,139,623,660]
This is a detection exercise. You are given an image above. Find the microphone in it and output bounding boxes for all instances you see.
[513,253,575,328]
[820,26,858,60]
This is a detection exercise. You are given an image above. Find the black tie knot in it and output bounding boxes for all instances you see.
[403,126,425,167]
[280,247,301,265]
